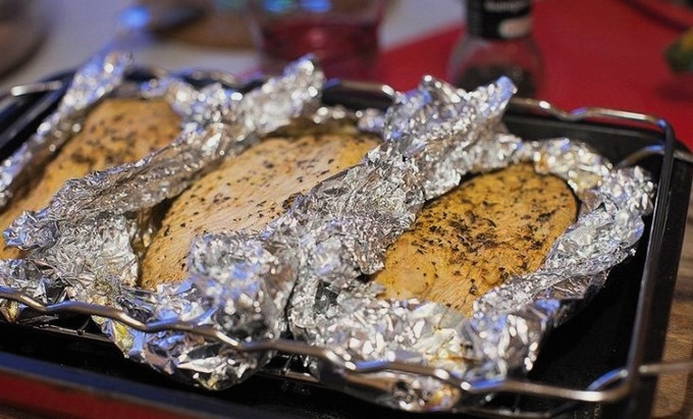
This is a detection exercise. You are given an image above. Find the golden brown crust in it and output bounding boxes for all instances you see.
[140,132,378,289]
[0,98,181,259]
[374,164,578,316]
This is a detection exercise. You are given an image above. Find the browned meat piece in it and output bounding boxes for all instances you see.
[140,132,378,289]
[0,99,181,259]
[374,163,577,315]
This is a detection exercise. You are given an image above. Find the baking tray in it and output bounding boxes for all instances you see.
[0,69,690,418]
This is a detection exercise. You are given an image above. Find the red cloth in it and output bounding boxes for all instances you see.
[374,0,693,147]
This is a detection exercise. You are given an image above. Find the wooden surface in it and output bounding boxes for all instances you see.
[653,191,693,418]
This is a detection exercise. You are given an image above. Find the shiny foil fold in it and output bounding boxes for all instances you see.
[278,80,652,410]
[294,141,652,411]
[0,51,131,209]
[0,53,326,387]
[0,50,210,308]
[0,53,655,412]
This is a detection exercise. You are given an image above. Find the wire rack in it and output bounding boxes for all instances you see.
[0,75,692,418]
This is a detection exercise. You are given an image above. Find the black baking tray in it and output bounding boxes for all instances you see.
[0,70,689,418]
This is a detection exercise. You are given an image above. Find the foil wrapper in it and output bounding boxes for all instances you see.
[255,78,651,410]
[0,53,655,412]
[0,52,130,209]
[0,53,326,387]
[0,51,218,311]
[292,151,653,411]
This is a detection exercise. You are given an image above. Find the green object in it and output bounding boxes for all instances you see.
[666,28,693,73]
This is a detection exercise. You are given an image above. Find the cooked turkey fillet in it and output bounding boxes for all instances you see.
[140,131,379,289]
[374,163,577,315]
[0,99,181,259]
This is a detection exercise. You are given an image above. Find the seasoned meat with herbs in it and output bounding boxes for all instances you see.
[140,131,378,289]
[0,99,180,259]
[374,164,577,315]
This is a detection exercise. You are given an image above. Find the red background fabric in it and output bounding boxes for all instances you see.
[375,0,693,147]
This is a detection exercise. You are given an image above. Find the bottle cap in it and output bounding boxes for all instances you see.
[467,0,532,40]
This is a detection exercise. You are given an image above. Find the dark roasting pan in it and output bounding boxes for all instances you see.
[0,69,689,418]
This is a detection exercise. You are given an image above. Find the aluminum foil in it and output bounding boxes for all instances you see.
[276,79,651,410]
[0,53,655,412]
[0,51,130,209]
[0,54,326,387]
[0,51,244,307]
[291,141,653,411]
[0,51,215,315]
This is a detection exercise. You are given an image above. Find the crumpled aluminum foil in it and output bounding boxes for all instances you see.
[0,51,244,306]
[293,143,652,411]
[0,52,655,412]
[0,51,130,209]
[0,51,216,312]
[0,53,326,387]
[276,79,652,411]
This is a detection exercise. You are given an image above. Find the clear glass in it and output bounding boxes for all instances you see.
[249,0,385,80]
[448,32,543,97]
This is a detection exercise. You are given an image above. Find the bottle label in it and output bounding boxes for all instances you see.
[467,0,532,40]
